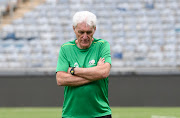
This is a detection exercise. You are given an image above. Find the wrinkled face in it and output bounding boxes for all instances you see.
[73,22,96,49]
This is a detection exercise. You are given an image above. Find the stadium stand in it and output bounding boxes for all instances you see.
[0,0,18,16]
[0,0,180,75]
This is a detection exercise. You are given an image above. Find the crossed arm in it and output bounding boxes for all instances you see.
[56,58,111,87]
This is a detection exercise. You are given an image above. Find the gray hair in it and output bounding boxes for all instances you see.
[73,11,97,28]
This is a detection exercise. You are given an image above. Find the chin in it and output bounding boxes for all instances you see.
[82,43,90,47]
[82,46,89,49]
[81,45,90,49]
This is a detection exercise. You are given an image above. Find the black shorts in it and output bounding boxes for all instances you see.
[96,114,112,118]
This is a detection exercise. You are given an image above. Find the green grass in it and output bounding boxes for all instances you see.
[0,107,180,118]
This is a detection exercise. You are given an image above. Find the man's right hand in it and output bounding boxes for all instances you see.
[97,57,105,66]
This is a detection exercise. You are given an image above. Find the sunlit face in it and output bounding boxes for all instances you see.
[73,22,96,49]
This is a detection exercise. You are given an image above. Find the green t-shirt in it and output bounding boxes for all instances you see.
[56,38,112,118]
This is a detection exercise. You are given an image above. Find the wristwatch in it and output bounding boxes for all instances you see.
[70,67,75,75]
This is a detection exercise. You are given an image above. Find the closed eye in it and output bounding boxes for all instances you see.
[78,31,84,34]
[87,31,92,34]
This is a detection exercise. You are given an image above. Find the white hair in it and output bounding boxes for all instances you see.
[73,11,97,28]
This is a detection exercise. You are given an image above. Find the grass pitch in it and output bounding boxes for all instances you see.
[0,107,180,118]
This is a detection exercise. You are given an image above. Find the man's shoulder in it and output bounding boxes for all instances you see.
[93,38,109,45]
[61,40,76,48]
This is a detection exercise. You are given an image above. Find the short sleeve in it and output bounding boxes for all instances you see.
[100,41,111,65]
[56,47,69,72]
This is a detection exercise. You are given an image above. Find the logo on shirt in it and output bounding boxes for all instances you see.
[89,59,96,65]
[74,62,79,67]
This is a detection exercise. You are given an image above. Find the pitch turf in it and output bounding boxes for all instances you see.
[0,107,180,118]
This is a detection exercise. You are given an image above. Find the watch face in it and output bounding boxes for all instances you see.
[70,67,75,75]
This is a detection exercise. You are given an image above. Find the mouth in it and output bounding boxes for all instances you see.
[81,38,90,43]
[82,40,89,44]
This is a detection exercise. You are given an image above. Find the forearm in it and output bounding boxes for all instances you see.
[74,63,111,81]
[56,71,92,87]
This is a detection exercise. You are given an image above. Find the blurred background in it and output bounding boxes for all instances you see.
[0,0,180,118]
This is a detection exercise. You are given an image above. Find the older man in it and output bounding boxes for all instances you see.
[56,11,112,118]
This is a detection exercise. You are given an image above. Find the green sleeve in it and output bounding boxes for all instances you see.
[100,41,111,65]
[56,47,69,72]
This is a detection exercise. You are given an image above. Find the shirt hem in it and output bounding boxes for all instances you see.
[62,111,112,118]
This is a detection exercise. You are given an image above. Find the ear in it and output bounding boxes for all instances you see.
[73,26,76,32]
[94,26,96,30]
[94,26,96,32]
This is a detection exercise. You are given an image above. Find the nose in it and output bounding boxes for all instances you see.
[82,33,88,39]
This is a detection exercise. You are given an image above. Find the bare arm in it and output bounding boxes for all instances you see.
[56,71,92,87]
[68,58,111,81]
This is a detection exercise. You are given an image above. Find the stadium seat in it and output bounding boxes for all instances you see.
[0,0,180,72]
